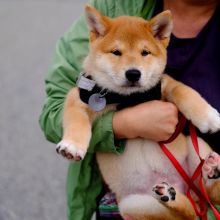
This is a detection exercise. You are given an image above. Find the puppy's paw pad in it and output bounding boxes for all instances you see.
[152,182,176,202]
[198,107,220,133]
[56,141,86,161]
[203,152,220,180]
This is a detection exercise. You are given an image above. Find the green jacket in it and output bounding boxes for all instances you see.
[39,0,218,219]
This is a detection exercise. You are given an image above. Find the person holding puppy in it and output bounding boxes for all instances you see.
[39,0,220,219]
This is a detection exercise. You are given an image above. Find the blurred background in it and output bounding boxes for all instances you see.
[0,0,88,219]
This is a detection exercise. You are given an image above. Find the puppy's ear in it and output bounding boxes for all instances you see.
[149,10,173,48]
[85,5,110,41]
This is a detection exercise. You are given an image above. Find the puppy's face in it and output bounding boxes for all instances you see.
[83,6,173,95]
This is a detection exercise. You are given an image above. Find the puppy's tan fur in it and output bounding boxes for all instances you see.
[57,5,220,219]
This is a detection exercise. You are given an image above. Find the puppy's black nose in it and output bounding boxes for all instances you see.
[125,69,141,83]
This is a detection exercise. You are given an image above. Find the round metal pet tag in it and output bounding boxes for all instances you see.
[88,93,106,112]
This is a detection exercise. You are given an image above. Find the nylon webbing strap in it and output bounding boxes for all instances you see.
[159,116,220,219]
[190,124,220,219]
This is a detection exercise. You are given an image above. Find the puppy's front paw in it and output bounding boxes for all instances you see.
[56,140,86,161]
[152,182,176,202]
[192,106,220,133]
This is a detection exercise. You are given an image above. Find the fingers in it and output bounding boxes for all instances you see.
[113,101,179,142]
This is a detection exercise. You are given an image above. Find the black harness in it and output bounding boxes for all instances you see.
[78,75,162,110]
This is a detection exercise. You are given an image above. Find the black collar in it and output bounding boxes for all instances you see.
[78,75,161,110]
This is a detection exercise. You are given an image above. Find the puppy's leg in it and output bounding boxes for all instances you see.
[119,193,173,220]
[152,182,196,220]
[119,182,196,220]
[162,74,220,133]
[57,88,93,160]
[202,151,220,204]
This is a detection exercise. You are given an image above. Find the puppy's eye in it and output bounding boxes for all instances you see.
[111,50,122,56]
[141,50,150,56]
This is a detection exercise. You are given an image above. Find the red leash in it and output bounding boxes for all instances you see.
[159,115,220,220]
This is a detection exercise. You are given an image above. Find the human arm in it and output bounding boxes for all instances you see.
[113,100,179,142]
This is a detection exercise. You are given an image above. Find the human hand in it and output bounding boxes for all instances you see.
[113,100,179,142]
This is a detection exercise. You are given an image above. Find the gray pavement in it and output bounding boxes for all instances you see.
[0,1,90,220]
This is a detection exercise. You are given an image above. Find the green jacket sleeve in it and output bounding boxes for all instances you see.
[39,14,87,143]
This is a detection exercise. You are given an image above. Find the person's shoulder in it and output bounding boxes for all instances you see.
[90,0,148,17]
[89,0,115,17]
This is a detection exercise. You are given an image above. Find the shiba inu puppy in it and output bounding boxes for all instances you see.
[56,5,220,220]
